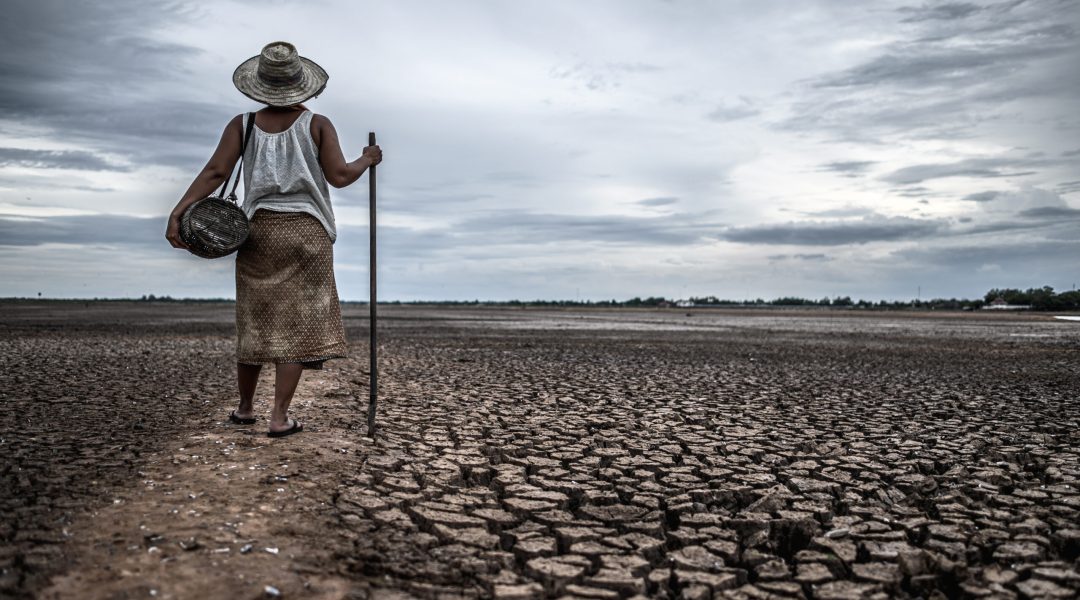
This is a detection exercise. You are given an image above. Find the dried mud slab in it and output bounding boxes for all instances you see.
[2,303,1079,599]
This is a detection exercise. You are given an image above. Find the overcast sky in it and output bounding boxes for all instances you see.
[1,0,1078,301]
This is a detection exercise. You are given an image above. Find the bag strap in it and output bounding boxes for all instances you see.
[221,112,257,202]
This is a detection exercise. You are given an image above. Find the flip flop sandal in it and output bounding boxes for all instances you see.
[268,419,303,438]
[228,410,257,425]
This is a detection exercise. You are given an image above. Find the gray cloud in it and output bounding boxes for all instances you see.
[894,239,1080,269]
[721,215,944,246]
[371,191,492,212]
[0,1,231,170]
[0,148,129,171]
[448,210,720,247]
[0,208,724,258]
[0,175,116,193]
[814,20,1074,90]
[898,2,984,23]
[819,160,875,177]
[0,214,163,247]
[895,186,934,198]
[800,206,875,218]
[956,219,1065,236]
[637,196,679,207]
[958,184,1071,216]
[1017,206,1080,219]
[1057,180,1080,194]
[768,253,832,262]
[0,212,456,277]
[881,157,1052,185]
[782,0,1080,152]
[706,98,760,122]
[963,191,1001,202]
[336,209,728,269]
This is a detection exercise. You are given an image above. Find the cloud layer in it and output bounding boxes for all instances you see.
[1,0,1078,300]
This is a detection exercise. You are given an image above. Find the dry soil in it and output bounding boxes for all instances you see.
[2,302,1079,599]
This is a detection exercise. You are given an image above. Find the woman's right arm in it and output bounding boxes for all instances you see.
[165,115,245,249]
[312,114,382,189]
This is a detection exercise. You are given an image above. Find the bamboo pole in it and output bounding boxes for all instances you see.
[366,131,378,438]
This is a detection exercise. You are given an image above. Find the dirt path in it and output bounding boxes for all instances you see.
[39,359,369,599]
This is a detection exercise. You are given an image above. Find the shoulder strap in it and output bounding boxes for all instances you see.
[222,112,257,202]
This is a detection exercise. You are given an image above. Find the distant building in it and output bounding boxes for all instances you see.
[676,300,695,308]
[983,296,1031,311]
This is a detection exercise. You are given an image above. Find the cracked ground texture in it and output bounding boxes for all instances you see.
[2,302,1079,599]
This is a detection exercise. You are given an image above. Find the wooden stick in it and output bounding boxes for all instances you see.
[366,131,378,438]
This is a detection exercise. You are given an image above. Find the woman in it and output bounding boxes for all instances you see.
[166,41,382,438]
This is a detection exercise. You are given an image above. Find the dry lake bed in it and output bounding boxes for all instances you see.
[2,302,1079,599]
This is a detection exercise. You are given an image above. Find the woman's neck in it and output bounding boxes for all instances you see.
[263,104,307,113]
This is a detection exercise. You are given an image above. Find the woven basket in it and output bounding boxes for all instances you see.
[180,196,249,259]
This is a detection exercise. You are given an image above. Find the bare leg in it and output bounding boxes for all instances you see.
[269,362,304,432]
[236,362,262,419]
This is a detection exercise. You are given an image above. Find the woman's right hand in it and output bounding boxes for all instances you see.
[166,213,189,250]
[363,144,383,167]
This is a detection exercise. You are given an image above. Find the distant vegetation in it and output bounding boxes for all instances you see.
[136,294,228,303]
[6,287,1078,311]
[377,286,1080,311]
[983,287,1080,311]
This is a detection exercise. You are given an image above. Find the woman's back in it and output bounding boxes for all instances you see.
[253,108,306,134]
[241,109,337,242]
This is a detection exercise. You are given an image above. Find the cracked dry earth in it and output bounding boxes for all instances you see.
[2,303,1080,600]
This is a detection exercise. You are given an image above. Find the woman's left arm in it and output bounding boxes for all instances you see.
[311,114,381,189]
[166,115,245,249]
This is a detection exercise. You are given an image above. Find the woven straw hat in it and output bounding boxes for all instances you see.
[232,41,328,106]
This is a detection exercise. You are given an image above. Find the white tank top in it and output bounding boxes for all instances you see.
[240,111,337,242]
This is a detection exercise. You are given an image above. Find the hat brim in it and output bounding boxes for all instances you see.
[232,55,328,107]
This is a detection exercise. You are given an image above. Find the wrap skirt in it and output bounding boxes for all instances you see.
[235,209,348,369]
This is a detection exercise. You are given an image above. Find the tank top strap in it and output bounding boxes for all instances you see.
[294,110,317,148]
[297,110,314,133]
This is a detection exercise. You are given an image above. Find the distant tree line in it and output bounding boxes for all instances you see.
[370,286,1079,311]
[679,286,1080,311]
[136,294,230,303]
[983,287,1080,311]
[9,286,1079,311]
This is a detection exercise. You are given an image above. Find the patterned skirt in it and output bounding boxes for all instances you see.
[235,209,348,369]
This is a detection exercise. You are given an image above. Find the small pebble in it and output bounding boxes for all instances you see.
[264,585,282,598]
